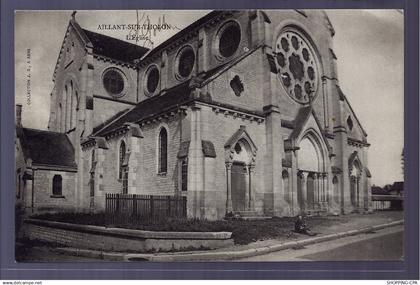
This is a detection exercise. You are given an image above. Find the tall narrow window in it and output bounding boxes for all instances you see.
[181,159,188,191]
[90,149,96,197]
[122,170,128,194]
[282,170,290,203]
[71,89,78,130]
[69,81,74,129]
[119,141,126,179]
[64,85,68,131]
[158,128,168,173]
[333,175,339,204]
[17,169,21,199]
[52,175,63,196]
[58,104,63,132]
[91,148,96,167]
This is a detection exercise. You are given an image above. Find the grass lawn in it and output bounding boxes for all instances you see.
[29,212,348,245]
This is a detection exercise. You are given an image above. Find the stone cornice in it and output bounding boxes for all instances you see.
[348,137,370,147]
[93,54,137,68]
[137,107,187,129]
[32,163,78,173]
[210,105,264,124]
[90,106,188,141]
[93,94,137,106]
[81,136,110,149]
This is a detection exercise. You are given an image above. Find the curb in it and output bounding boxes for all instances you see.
[53,247,127,261]
[52,219,404,262]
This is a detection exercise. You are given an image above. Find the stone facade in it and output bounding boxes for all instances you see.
[15,10,372,219]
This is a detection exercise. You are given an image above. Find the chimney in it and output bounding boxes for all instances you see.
[16,104,22,127]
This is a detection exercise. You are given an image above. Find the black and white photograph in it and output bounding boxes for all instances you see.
[14,9,404,263]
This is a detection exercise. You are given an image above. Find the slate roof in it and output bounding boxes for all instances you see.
[92,107,130,135]
[336,85,368,137]
[371,186,387,195]
[82,29,149,63]
[289,106,312,140]
[391,181,404,194]
[93,62,235,137]
[17,128,76,168]
[94,80,193,136]
[140,11,222,61]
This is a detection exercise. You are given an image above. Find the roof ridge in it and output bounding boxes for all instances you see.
[22,127,64,134]
[82,28,149,51]
[336,85,368,137]
[200,45,261,86]
[92,80,193,137]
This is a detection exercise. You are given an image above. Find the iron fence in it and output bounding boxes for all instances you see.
[105,193,187,225]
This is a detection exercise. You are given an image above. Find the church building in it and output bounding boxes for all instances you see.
[15,10,372,219]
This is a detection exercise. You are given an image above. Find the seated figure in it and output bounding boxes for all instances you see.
[294,215,317,236]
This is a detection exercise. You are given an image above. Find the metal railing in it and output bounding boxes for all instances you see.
[105,193,187,225]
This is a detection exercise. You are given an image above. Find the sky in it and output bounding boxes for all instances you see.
[14,10,404,187]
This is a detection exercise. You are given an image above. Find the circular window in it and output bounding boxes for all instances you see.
[176,46,195,79]
[218,22,241,58]
[145,65,160,96]
[275,30,319,104]
[103,69,126,97]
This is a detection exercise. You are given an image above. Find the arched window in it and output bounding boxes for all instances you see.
[90,149,96,197]
[119,141,126,179]
[63,85,68,131]
[91,148,96,166]
[158,128,168,173]
[181,159,188,191]
[16,169,21,199]
[52,175,63,196]
[58,103,63,132]
[333,175,339,204]
[71,88,78,130]
[69,81,74,130]
[282,170,290,203]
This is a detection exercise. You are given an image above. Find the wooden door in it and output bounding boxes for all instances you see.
[231,162,246,212]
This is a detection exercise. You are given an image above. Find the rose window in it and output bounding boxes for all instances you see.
[275,31,319,104]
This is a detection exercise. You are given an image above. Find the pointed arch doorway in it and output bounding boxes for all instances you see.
[225,126,257,214]
[231,141,251,212]
[296,132,328,213]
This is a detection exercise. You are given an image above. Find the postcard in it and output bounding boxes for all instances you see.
[13,9,404,263]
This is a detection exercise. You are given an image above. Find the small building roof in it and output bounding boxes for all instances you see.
[371,186,388,195]
[17,128,76,168]
[392,181,404,191]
